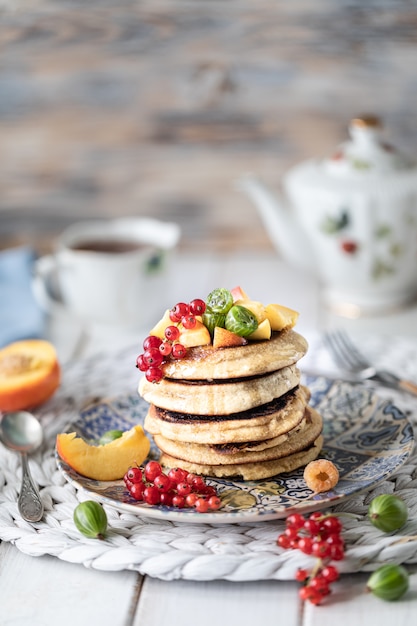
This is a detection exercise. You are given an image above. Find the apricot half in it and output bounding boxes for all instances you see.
[0,339,61,411]
[56,425,151,481]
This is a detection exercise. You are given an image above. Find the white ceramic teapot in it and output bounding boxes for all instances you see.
[239,116,417,315]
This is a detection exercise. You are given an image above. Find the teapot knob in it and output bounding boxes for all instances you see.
[348,115,383,147]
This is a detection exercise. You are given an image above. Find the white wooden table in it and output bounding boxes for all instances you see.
[1,251,417,626]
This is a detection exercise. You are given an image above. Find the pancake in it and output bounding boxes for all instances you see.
[154,406,322,466]
[139,364,300,416]
[160,329,308,380]
[159,435,324,480]
[144,385,309,444]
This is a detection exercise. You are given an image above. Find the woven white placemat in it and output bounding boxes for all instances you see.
[1,335,417,581]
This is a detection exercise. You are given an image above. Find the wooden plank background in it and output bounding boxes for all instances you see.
[1,1,417,254]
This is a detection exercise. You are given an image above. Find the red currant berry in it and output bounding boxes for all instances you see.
[172,494,186,508]
[165,325,180,342]
[311,540,331,559]
[191,475,206,492]
[186,473,199,485]
[159,491,175,506]
[124,478,133,490]
[143,348,164,367]
[309,575,330,594]
[298,536,314,555]
[153,473,172,493]
[159,341,172,357]
[127,467,143,483]
[181,315,197,329]
[322,516,343,534]
[326,534,344,549]
[295,568,309,582]
[299,586,314,601]
[169,303,189,322]
[201,485,217,497]
[207,495,221,510]
[308,590,324,605]
[277,534,291,549]
[135,354,148,371]
[143,335,163,350]
[145,367,163,383]
[321,565,339,582]
[168,467,188,485]
[171,343,186,359]
[286,513,305,530]
[130,482,145,501]
[189,299,206,316]
[284,526,299,541]
[194,498,209,513]
[143,485,161,505]
[144,460,163,482]
[176,482,191,496]
[329,544,345,561]
[185,493,199,507]
[304,518,321,535]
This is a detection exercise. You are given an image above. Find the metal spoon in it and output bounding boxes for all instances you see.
[0,411,44,522]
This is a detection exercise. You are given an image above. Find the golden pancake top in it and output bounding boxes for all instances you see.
[160,329,308,380]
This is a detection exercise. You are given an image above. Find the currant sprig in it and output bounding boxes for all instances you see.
[277,511,345,605]
[123,460,221,513]
[135,298,206,383]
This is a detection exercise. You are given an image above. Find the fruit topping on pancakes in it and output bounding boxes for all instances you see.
[136,286,323,480]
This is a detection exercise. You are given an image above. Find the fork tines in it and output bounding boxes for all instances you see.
[324,330,370,372]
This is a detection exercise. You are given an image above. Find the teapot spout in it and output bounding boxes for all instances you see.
[237,174,313,271]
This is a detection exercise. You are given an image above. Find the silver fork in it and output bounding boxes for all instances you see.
[324,329,417,396]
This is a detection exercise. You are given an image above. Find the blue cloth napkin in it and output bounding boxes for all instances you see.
[0,246,45,348]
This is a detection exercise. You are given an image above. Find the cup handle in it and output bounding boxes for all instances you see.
[32,255,66,315]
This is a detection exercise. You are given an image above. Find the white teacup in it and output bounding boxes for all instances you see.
[33,217,180,329]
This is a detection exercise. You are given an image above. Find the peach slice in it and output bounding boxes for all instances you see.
[149,309,172,339]
[247,318,272,341]
[56,425,150,481]
[0,339,61,411]
[234,299,267,324]
[179,320,211,348]
[231,285,250,302]
[213,326,248,348]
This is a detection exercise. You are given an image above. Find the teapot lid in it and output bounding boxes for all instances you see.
[323,115,412,177]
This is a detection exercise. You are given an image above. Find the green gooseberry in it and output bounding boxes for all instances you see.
[367,564,409,601]
[73,500,108,540]
[99,429,124,445]
[205,288,233,314]
[368,494,408,533]
[225,305,258,337]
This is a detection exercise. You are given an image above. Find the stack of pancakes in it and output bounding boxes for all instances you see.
[139,329,323,481]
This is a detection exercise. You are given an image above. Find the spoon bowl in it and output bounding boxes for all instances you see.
[1,411,43,452]
[0,411,44,522]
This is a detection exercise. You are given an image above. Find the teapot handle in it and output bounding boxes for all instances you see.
[236,174,315,272]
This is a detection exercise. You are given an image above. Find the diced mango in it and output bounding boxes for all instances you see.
[265,303,299,331]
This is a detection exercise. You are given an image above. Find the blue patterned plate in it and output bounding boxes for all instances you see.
[56,377,414,523]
